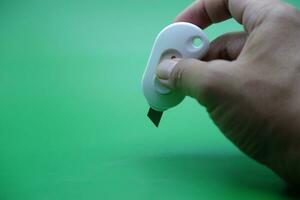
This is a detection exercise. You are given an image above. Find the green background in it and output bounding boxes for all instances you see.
[0,0,299,199]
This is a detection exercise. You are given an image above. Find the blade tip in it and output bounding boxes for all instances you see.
[147,108,163,127]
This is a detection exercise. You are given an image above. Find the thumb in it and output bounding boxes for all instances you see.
[157,58,238,106]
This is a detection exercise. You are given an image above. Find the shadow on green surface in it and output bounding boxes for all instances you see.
[139,152,300,199]
[283,187,300,199]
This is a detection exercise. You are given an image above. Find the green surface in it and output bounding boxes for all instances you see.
[0,0,299,199]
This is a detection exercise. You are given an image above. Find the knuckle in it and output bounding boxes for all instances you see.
[201,62,238,103]
[268,4,299,23]
[169,59,184,89]
[200,67,228,100]
[243,2,298,32]
[169,58,195,89]
[203,69,223,93]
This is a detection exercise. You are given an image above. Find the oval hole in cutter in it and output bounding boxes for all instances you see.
[193,37,203,48]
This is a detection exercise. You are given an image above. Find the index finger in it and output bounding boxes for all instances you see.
[175,0,275,30]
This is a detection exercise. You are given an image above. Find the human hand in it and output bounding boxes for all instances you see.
[157,0,300,186]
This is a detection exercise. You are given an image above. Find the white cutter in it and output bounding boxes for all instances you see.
[142,22,210,127]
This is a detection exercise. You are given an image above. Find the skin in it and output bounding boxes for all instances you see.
[156,0,300,186]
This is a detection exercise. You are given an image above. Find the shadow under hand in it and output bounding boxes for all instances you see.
[139,152,296,199]
[282,185,300,199]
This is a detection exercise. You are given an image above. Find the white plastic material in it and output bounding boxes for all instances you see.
[142,22,210,112]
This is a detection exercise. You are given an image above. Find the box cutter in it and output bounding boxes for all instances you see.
[142,22,210,127]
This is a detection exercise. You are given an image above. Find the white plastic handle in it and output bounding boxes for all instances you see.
[142,22,210,112]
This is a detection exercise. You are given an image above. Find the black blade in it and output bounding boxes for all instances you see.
[147,108,163,127]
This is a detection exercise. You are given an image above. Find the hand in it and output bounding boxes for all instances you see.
[157,0,300,186]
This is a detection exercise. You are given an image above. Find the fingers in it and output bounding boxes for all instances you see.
[157,59,237,105]
[175,0,279,31]
[203,32,248,61]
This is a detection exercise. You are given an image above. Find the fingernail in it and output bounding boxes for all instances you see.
[156,59,180,80]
